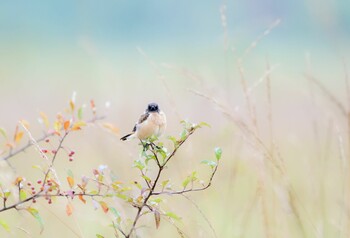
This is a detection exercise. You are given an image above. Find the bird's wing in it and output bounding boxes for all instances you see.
[132,112,149,132]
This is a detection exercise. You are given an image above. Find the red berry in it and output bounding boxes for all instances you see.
[52,150,57,154]
[31,187,35,190]
[45,139,50,143]
[32,191,36,195]
[48,199,52,204]
[33,199,36,203]
[42,149,48,153]
[69,157,73,162]
[37,180,42,184]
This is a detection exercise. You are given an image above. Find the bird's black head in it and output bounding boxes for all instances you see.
[147,103,159,112]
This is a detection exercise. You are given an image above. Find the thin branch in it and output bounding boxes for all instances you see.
[1,133,53,162]
[1,116,105,163]
[0,192,105,213]
[125,129,199,238]
[152,162,219,196]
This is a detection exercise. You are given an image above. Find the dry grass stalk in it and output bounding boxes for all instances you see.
[239,19,281,63]
[137,47,182,121]
[305,74,347,117]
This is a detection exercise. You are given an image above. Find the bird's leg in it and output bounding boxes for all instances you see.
[150,142,161,150]
[140,139,148,151]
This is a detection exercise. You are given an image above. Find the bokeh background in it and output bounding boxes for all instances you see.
[1,1,350,237]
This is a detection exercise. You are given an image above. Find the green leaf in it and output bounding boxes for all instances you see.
[77,107,83,120]
[116,193,129,201]
[133,160,145,170]
[191,171,198,181]
[215,147,222,161]
[182,177,191,188]
[201,160,217,169]
[161,179,169,189]
[198,121,211,128]
[149,197,163,206]
[0,219,10,232]
[180,129,187,140]
[67,169,74,178]
[0,128,7,139]
[19,189,27,201]
[32,165,43,172]
[158,147,168,160]
[168,136,178,147]
[142,175,151,182]
[165,212,181,221]
[109,207,120,217]
[109,207,121,224]
[96,234,104,238]
[4,190,11,199]
[145,154,156,165]
[27,207,44,232]
[89,190,99,195]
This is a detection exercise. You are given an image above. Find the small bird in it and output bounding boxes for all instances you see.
[120,103,166,141]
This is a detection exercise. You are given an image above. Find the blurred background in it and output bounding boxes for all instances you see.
[0,0,350,237]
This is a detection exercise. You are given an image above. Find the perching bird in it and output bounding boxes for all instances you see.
[120,103,166,141]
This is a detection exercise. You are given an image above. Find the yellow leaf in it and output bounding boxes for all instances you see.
[39,112,49,128]
[102,123,119,135]
[67,176,74,188]
[69,100,75,111]
[15,131,24,143]
[71,121,87,131]
[64,121,70,131]
[66,203,73,216]
[99,201,109,214]
[14,176,23,185]
[54,121,62,132]
[78,194,86,204]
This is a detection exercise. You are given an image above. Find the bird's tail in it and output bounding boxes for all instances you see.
[120,133,134,141]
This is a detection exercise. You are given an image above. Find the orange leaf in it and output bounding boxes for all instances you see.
[90,100,95,109]
[15,131,24,143]
[14,176,23,185]
[99,201,109,214]
[66,203,73,216]
[78,194,86,204]
[67,176,74,188]
[5,142,14,149]
[71,121,86,131]
[102,123,119,135]
[64,121,70,131]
